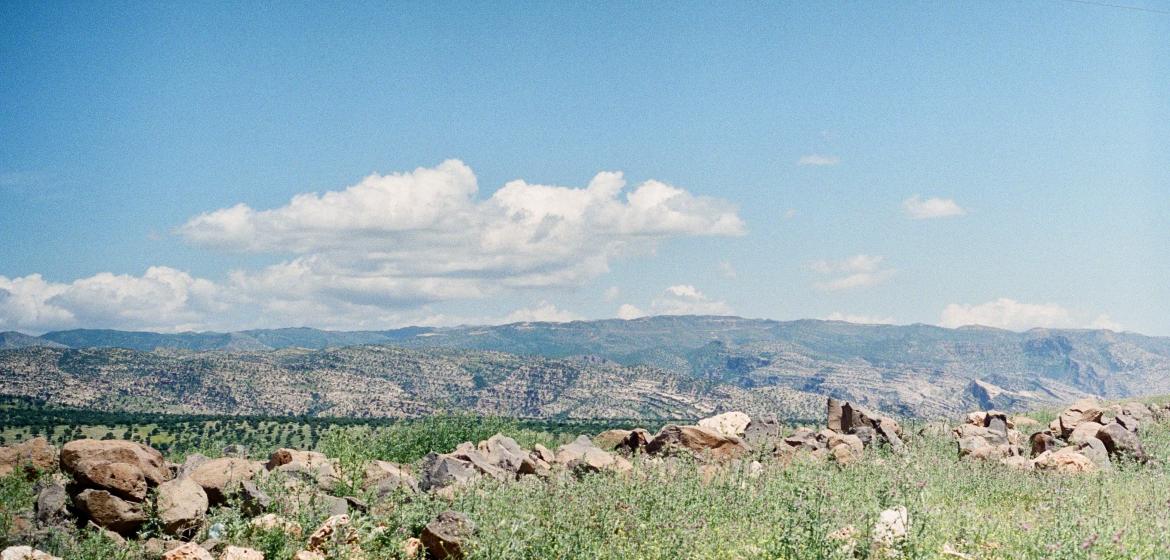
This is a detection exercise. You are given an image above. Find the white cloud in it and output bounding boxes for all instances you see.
[902,195,966,219]
[938,298,1119,331]
[651,285,733,316]
[825,312,896,325]
[797,154,840,166]
[0,161,749,333]
[616,304,646,320]
[809,255,894,292]
[502,302,581,323]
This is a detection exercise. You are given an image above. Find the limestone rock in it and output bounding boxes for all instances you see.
[872,506,909,548]
[421,510,475,560]
[34,482,68,526]
[1096,422,1148,463]
[363,460,419,496]
[266,449,338,491]
[1033,448,1097,474]
[60,439,170,486]
[156,477,209,537]
[162,543,213,560]
[189,458,263,504]
[593,430,633,450]
[697,411,751,437]
[0,438,57,478]
[219,546,263,560]
[75,488,148,534]
[743,414,782,447]
[1068,421,1104,445]
[0,547,61,560]
[71,459,148,501]
[644,425,750,462]
[418,453,477,492]
[1056,399,1104,440]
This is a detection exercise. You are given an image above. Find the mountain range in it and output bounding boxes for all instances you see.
[4,316,1170,419]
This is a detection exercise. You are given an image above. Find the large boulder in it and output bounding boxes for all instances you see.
[421,510,475,560]
[188,457,263,504]
[74,488,148,534]
[266,449,339,491]
[34,482,68,526]
[418,453,477,492]
[70,459,148,501]
[1029,431,1061,458]
[156,477,208,537]
[219,547,264,560]
[363,460,419,496]
[555,436,632,473]
[449,442,509,481]
[644,425,750,462]
[826,398,904,450]
[697,411,751,437]
[1033,448,1097,474]
[614,429,652,455]
[476,434,532,475]
[743,414,782,448]
[0,438,57,478]
[593,430,634,450]
[161,543,213,560]
[60,439,170,486]
[1068,421,1105,445]
[828,433,864,465]
[1096,422,1148,463]
[1056,399,1104,440]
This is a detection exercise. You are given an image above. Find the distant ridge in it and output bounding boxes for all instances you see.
[0,331,66,349]
[4,316,1170,419]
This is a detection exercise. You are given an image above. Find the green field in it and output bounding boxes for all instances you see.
[3,397,1170,559]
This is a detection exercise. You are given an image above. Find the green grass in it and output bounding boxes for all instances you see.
[5,404,1170,558]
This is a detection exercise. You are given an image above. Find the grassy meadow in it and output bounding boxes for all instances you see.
[3,400,1170,559]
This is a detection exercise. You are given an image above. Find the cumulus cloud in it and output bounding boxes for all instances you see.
[808,255,894,292]
[938,298,1120,331]
[902,195,966,219]
[502,302,581,323]
[0,161,747,333]
[651,285,734,316]
[797,154,840,166]
[616,303,646,320]
[825,312,896,325]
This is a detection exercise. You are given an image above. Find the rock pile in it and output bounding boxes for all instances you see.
[956,398,1154,473]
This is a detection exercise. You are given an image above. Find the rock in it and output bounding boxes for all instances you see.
[1012,416,1040,428]
[218,546,263,560]
[1033,448,1097,474]
[266,449,338,491]
[162,543,213,560]
[306,514,354,553]
[476,434,530,475]
[34,482,68,526]
[189,458,263,504]
[644,425,750,462]
[872,506,909,548]
[0,547,61,560]
[75,488,147,534]
[593,430,634,450]
[828,433,864,465]
[1000,456,1035,471]
[0,438,58,478]
[220,445,249,459]
[1077,437,1112,471]
[826,398,904,450]
[1068,421,1105,445]
[614,428,653,454]
[983,411,1010,434]
[964,411,987,426]
[60,439,170,486]
[531,444,555,464]
[178,454,210,478]
[418,453,477,492]
[143,538,184,558]
[556,435,630,472]
[156,477,209,537]
[697,411,751,437]
[1096,422,1148,463]
[363,460,419,496]
[783,427,825,452]
[238,480,271,516]
[421,510,475,560]
[1056,399,1104,440]
[1029,431,1061,457]
[70,459,148,501]
[250,514,302,537]
[450,443,509,481]
[743,414,782,447]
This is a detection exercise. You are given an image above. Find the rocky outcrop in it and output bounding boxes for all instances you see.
[0,438,57,479]
[644,425,750,463]
[189,458,263,504]
[59,439,172,535]
[826,398,904,451]
[266,449,339,491]
[60,439,170,486]
[156,477,209,537]
[556,435,632,473]
[697,411,751,437]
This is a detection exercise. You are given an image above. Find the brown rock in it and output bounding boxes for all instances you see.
[156,477,208,537]
[644,425,750,462]
[1033,448,1097,474]
[1029,431,1061,458]
[265,449,338,491]
[189,458,263,504]
[593,430,633,450]
[1,547,62,560]
[1096,422,1149,463]
[162,543,213,560]
[74,488,148,534]
[476,434,529,474]
[363,460,419,495]
[306,514,355,553]
[0,438,57,479]
[60,439,170,486]
[1056,398,1104,440]
[1068,421,1105,445]
[556,435,629,473]
[402,537,423,558]
[250,514,302,537]
[72,460,148,501]
[421,510,475,560]
[531,444,555,464]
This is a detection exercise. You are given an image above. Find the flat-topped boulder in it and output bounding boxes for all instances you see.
[60,439,171,486]
[0,438,57,479]
[644,425,750,463]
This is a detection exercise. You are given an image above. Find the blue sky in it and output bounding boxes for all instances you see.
[1,2,1167,335]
